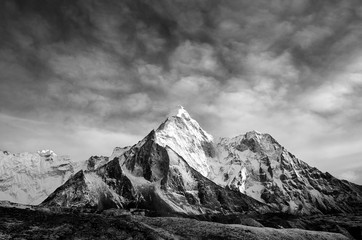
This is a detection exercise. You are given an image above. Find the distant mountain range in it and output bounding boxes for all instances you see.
[1,107,362,216]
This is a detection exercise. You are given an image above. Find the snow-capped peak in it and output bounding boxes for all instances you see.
[155,107,214,176]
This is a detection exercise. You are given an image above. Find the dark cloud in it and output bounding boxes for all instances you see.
[1,0,362,183]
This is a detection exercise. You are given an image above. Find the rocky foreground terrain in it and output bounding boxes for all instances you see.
[0,204,354,240]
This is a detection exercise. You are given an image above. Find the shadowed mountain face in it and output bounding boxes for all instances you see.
[41,107,362,216]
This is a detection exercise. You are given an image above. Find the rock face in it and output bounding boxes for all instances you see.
[0,150,81,205]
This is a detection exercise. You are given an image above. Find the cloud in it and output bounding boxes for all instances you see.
[1,0,362,183]
[170,76,220,99]
[0,113,142,161]
[298,50,362,126]
[293,25,333,49]
[122,93,152,114]
[303,82,351,115]
[170,41,224,77]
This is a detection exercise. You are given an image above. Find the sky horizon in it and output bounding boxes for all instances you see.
[1,0,362,184]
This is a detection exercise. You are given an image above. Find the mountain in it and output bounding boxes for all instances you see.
[42,129,270,215]
[0,145,131,205]
[153,107,362,214]
[0,150,82,205]
[209,131,362,214]
[6,107,361,216]
[42,106,362,215]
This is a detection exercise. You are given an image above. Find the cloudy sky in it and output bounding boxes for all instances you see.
[1,0,362,184]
